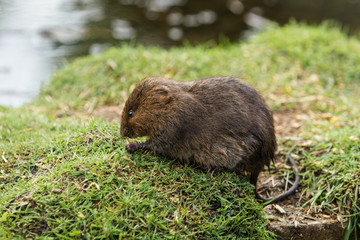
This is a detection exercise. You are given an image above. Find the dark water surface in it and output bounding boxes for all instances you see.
[1,0,359,107]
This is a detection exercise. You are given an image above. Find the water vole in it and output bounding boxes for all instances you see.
[120,76,299,204]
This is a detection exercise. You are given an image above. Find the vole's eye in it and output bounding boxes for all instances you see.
[128,110,135,118]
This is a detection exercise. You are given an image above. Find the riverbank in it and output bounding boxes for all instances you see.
[1,22,359,239]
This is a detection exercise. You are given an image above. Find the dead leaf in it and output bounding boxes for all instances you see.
[51,189,62,194]
[301,140,313,147]
[78,212,86,219]
[308,74,319,83]
[283,86,292,94]
[349,136,359,141]
[165,68,176,78]
[312,149,328,157]
[290,153,300,159]
[84,182,100,191]
[329,116,342,122]
[263,176,275,185]
[2,152,7,163]
[76,183,82,191]
[274,204,286,214]
[294,220,299,228]
[106,59,117,70]
[123,156,133,162]
[174,210,180,224]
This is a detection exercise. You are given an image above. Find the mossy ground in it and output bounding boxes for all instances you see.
[1,22,359,239]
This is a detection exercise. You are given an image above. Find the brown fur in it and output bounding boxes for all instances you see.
[120,77,277,182]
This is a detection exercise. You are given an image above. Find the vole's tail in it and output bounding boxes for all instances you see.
[251,155,300,205]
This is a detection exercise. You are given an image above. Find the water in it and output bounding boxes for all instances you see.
[1,0,359,107]
[0,0,52,106]
[0,0,107,107]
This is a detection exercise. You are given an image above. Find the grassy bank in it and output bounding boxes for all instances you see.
[1,22,360,239]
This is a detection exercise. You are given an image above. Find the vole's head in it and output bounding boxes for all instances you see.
[120,77,176,138]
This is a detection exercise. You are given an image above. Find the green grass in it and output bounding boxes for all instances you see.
[0,115,273,239]
[1,22,360,239]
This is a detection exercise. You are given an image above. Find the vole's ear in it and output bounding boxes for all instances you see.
[152,85,170,95]
[151,85,173,104]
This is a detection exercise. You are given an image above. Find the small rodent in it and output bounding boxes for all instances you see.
[120,76,300,204]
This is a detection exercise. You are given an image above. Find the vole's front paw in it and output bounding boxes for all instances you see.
[126,143,140,153]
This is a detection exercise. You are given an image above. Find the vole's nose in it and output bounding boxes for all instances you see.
[120,125,135,138]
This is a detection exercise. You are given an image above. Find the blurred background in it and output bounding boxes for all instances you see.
[1,0,360,107]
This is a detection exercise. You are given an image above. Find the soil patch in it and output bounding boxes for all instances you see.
[258,112,350,240]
